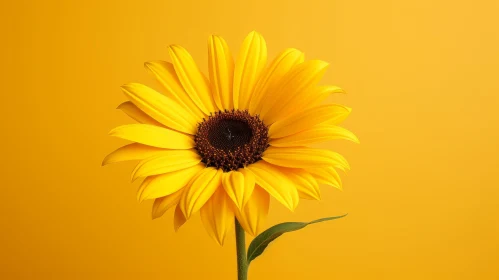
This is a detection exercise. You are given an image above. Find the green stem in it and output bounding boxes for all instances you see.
[235,219,248,280]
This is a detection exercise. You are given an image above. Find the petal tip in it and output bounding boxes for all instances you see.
[131,170,141,183]
[215,237,225,246]
[208,34,217,42]
[143,61,153,69]
[314,60,330,69]
[120,83,134,91]
[137,188,147,202]
[179,204,190,220]
[167,44,183,55]
[101,157,110,166]
[107,127,117,136]
[288,201,299,212]
[116,102,126,110]
[249,30,263,37]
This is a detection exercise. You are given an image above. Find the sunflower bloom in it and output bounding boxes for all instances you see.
[103,31,358,245]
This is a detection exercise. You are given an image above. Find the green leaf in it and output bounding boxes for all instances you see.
[246,214,348,265]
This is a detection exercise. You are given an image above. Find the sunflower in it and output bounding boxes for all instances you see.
[103,31,358,245]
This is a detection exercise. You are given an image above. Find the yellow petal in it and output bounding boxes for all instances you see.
[117,101,164,126]
[109,124,194,149]
[323,110,352,126]
[249,48,304,115]
[307,167,343,190]
[168,45,216,114]
[268,104,352,139]
[234,186,269,236]
[102,143,166,166]
[269,124,359,147]
[131,150,201,181]
[144,61,205,119]
[208,35,234,110]
[222,169,255,210]
[173,205,187,232]
[262,146,350,170]
[137,164,204,201]
[276,168,321,200]
[121,83,198,134]
[239,168,256,207]
[261,60,329,123]
[233,31,267,110]
[200,187,234,245]
[180,167,223,218]
[151,189,183,219]
[247,161,299,211]
[304,85,345,109]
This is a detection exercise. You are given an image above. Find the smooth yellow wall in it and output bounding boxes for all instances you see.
[1,0,498,279]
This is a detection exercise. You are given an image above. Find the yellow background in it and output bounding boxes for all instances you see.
[1,0,498,279]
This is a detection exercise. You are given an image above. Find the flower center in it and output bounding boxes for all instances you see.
[195,110,269,172]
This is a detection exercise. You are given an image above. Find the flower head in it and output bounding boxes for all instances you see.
[103,31,358,245]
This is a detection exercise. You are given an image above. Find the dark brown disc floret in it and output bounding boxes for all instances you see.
[194,109,269,172]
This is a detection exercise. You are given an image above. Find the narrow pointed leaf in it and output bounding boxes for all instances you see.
[246,214,348,265]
